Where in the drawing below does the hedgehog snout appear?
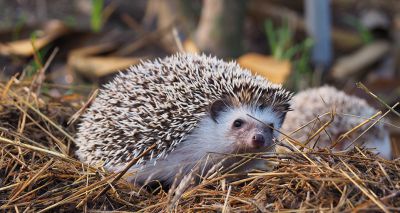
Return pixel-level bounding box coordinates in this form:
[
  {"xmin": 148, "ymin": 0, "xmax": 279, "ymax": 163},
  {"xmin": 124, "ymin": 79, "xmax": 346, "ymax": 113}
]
[
  {"xmin": 251, "ymin": 133, "xmax": 265, "ymax": 148},
  {"xmin": 248, "ymin": 129, "xmax": 274, "ymax": 149},
  {"xmin": 235, "ymin": 128, "xmax": 273, "ymax": 150}
]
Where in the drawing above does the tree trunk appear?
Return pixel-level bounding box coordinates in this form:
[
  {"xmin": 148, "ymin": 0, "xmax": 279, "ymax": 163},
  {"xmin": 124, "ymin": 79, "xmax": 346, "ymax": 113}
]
[
  {"xmin": 143, "ymin": 0, "xmax": 200, "ymax": 53},
  {"xmin": 195, "ymin": 0, "xmax": 246, "ymax": 58}
]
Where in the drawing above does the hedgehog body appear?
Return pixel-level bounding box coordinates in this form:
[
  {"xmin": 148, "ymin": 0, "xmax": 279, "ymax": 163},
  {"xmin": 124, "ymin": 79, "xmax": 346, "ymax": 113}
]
[
  {"xmin": 280, "ymin": 86, "xmax": 391, "ymax": 159},
  {"xmin": 75, "ymin": 54, "xmax": 292, "ymax": 185}
]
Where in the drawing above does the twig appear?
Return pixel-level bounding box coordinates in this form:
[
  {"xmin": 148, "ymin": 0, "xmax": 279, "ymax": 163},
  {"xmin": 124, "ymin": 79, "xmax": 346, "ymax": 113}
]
[
  {"xmin": 357, "ymin": 82, "xmax": 400, "ymax": 118},
  {"xmin": 68, "ymin": 89, "xmax": 99, "ymax": 125},
  {"xmin": 303, "ymin": 110, "xmax": 335, "ymax": 147},
  {"xmin": 0, "ymin": 136, "xmax": 80, "ymax": 165},
  {"xmin": 331, "ymin": 110, "xmax": 381, "ymax": 149},
  {"xmin": 12, "ymin": 103, "xmax": 68, "ymax": 154},
  {"xmin": 33, "ymin": 47, "xmax": 59, "ymax": 95},
  {"xmin": 37, "ymin": 174, "xmax": 117, "ymax": 213},
  {"xmin": 8, "ymin": 159, "xmax": 54, "ymax": 202},
  {"xmin": 1, "ymin": 75, "xmax": 18, "ymax": 100},
  {"xmin": 172, "ymin": 27, "xmax": 185, "ymax": 53},
  {"xmin": 93, "ymin": 143, "xmax": 157, "ymax": 200},
  {"xmin": 340, "ymin": 169, "xmax": 389, "ymax": 213},
  {"xmin": 222, "ymin": 185, "xmax": 232, "ymax": 213},
  {"xmin": 6, "ymin": 89, "xmax": 77, "ymax": 143},
  {"xmin": 344, "ymin": 102, "xmax": 398, "ymax": 150},
  {"xmin": 246, "ymin": 114, "xmax": 309, "ymax": 150}
]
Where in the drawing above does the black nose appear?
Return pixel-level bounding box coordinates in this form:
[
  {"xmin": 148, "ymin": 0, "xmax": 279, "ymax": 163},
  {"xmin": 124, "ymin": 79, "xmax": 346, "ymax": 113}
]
[{"xmin": 252, "ymin": 134, "xmax": 265, "ymax": 148}]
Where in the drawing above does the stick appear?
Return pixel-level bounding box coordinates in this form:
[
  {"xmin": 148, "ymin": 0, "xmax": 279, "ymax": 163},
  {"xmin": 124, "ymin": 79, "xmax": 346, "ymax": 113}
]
[{"xmin": 93, "ymin": 143, "xmax": 157, "ymax": 200}]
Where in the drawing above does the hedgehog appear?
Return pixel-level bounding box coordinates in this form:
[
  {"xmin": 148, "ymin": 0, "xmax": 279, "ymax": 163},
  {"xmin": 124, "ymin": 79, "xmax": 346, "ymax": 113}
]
[
  {"xmin": 75, "ymin": 53, "xmax": 292, "ymax": 185},
  {"xmin": 279, "ymin": 86, "xmax": 391, "ymax": 159}
]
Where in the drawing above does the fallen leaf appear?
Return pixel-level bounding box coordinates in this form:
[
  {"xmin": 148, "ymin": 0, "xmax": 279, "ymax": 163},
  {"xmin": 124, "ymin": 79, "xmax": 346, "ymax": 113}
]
[
  {"xmin": 68, "ymin": 43, "xmax": 143, "ymax": 78},
  {"xmin": 238, "ymin": 53, "xmax": 291, "ymax": 84},
  {"xmin": 183, "ymin": 38, "xmax": 199, "ymax": 54},
  {"xmin": 0, "ymin": 20, "xmax": 69, "ymax": 56},
  {"xmin": 331, "ymin": 40, "xmax": 390, "ymax": 80},
  {"xmin": 69, "ymin": 56, "xmax": 142, "ymax": 78}
]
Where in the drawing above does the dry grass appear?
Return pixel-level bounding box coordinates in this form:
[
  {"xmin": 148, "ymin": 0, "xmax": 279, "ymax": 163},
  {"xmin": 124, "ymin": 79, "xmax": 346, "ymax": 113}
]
[{"xmin": 0, "ymin": 74, "xmax": 399, "ymax": 212}]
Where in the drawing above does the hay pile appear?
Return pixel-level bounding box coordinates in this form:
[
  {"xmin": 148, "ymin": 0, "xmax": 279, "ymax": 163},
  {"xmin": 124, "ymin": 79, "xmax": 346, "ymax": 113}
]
[{"xmin": 0, "ymin": 77, "xmax": 399, "ymax": 212}]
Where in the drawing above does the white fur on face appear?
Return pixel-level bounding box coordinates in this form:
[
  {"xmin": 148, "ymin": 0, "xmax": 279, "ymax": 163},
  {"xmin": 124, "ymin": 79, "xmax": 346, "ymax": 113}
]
[
  {"xmin": 119, "ymin": 106, "xmax": 284, "ymax": 185},
  {"xmin": 216, "ymin": 105, "xmax": 283, "ymax": 138},
  {"xmin": 183, "ymin": 105, "xmax": 283, "ymax": 156}
]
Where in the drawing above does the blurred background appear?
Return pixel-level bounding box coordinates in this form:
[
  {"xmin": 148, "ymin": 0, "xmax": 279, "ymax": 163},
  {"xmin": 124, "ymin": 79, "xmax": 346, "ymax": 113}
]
[{"xmin": 0, "ymin": 0, "xmax": 399, "ymax": 154}]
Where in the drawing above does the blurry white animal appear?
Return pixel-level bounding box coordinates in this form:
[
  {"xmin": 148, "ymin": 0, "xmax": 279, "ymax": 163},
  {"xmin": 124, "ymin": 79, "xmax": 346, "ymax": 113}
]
[{"xmin": 280, "ymin": 86, "xmax": 391, "ymax": 159}]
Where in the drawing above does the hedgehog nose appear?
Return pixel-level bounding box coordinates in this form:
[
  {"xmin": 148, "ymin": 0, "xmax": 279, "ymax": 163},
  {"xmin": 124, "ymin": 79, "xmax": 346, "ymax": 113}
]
[{"xmin": 252, "ymin": 134, "xmax": 265, "ymax": 148}]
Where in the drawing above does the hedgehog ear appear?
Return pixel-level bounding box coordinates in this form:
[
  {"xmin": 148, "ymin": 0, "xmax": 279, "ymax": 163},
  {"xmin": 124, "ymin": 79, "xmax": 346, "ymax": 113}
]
[
  {"xmin": 209, "ymin": 99, "xmax": 229, "ymax": 123},
  {"xmin": 275, "ymin": 105, "xmax": 291, "ymax": 123},
  {"xmin": 280, "ymin": 112, "xmax": 288, "ymax": 123}
]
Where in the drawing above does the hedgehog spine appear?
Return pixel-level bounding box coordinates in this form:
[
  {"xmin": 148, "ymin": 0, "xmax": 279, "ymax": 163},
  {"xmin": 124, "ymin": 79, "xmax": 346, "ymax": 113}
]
[{"xmin": 75, "ymin": 53, "xmax": 292, "ymax": 184}]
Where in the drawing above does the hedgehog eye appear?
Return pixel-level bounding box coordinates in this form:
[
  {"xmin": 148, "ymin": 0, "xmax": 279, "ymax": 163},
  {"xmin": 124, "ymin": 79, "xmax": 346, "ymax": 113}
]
[{"xmin": 233, "ymin": 119, "xmax": 244, "ymax": 128}]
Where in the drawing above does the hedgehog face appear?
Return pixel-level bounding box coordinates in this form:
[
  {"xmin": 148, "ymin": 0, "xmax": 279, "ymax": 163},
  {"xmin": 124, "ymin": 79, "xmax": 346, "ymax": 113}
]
[
  {"xmin": 227, "ymin": 117, "xmax": 273, "ymax": 150},
  {"xmin": 209, "ymin": 99, "xmax": 283, "ymax": 153},
  {"xmin": 75, "ymin": 54, "xmax": 293, "ymax": 182}
]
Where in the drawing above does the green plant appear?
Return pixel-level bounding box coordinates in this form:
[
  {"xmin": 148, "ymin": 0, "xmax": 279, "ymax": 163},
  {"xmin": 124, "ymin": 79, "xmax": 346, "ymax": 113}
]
[
  {"xmin": 344, "ymin": 16, "xmax": 374, "ymax": 44},
  {"xmin": 264, "ymin": 20, "xmax": 313, "ymax": 61},
  {"xmin": 12, "ymin": 15, "xmax": 27, "ymax": 41},
  {"xmin": 64, "ymin": 16, "xmax": 77, "ymax": 28},
  {"xmin": 293, "ymin": 38, "xmax": 313, "ymax": 75},
  {"xmin": 265, "ymin": 20, "xmax": 291, "ymax": 60},
  {"xmin": 264, "ymin": 20, "xmax": 314, "ymax": 91},
  {"xmin": 91, "ymin": 0, "xmax": 104, "ymax": 32},
  {"xmin": 291, "ymin": 38, "xmax": 314, "ymax": 91},
  {"xmin": 25, "ymin": 32, "xmax": 50, "ymax": 77}
]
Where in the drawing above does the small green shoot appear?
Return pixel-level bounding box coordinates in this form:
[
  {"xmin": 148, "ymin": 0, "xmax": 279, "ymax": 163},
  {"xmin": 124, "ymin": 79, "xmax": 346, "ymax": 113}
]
[
  {"xmin": 91, "ymin": 0, "xmax": 104, "ymax": 32},
  {"xmin": 264, "ymin": 19, "xmax": 314, "ymax": 91},
  {"xmin": 265, "ymin": 20, "xmax": 293, "ymax": 60},
  {"xmin": 25, "ymin": 32, "xmax": 50, "ymax": 77},
  {"xmin": 265, "ymin": 20, "xmax": 313, "ymax": 61},
  {"xmin": 12, "ymin": 15, "xmax": 27, "ymax": 41},
  {"xmin": 291, "ymin": 38, "xmax": 314, "ymax": 91},
  {"xmin": 344, "ymin": 16, "xmax": 374, "ymax": 44},
  {"xmin": 64, "ymin": 16, "xmax": 77, "ymax": 28}
]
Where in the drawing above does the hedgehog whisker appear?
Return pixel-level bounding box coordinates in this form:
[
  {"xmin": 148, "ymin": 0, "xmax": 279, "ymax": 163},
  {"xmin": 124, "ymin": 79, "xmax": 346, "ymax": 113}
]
[{"xmin": 245, "ymin": 113, "xmax": 310, "ymax": 150}]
